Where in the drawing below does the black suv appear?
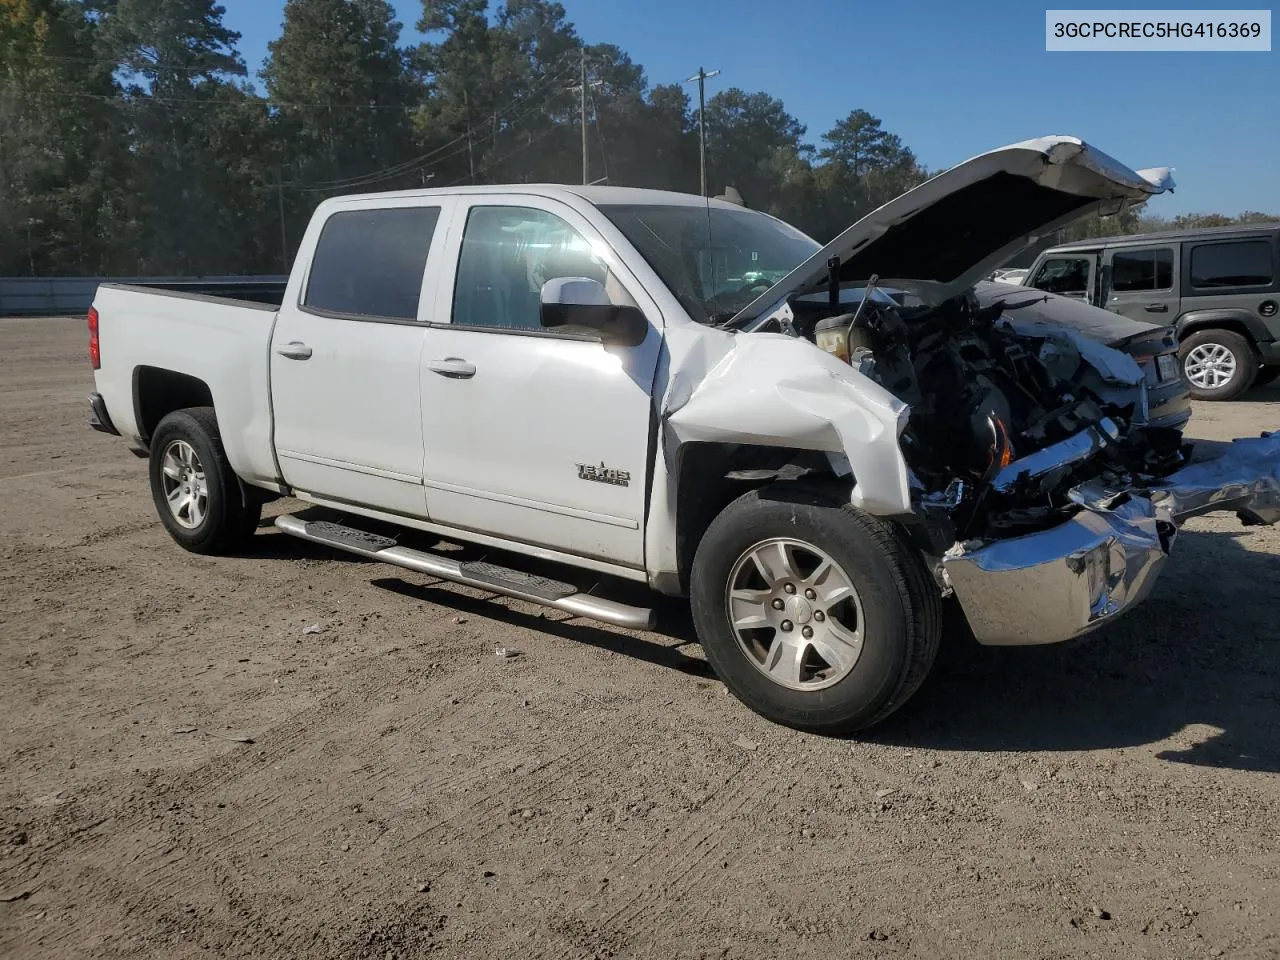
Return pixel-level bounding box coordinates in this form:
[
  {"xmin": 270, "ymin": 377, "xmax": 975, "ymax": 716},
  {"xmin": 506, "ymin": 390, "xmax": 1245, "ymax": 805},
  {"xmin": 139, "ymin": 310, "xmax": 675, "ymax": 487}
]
[{"xmin": 1022, "ymin": 223, "xmax": 1280, "ymax": 400}]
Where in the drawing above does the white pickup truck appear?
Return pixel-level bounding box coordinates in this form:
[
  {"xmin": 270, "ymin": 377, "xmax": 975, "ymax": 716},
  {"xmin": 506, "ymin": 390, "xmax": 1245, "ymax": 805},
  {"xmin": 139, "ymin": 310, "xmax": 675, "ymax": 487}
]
[{"xmin": 88, "ymin": 136, "xmax": 1280, "ymax": 733}]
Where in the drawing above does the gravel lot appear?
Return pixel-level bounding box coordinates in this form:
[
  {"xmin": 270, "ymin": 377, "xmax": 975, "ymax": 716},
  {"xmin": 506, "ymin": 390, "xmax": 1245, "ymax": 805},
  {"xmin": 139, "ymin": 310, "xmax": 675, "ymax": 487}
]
[{"xmin": 3, "ymin": 315, "xmax": 1280, "ymax": 959}]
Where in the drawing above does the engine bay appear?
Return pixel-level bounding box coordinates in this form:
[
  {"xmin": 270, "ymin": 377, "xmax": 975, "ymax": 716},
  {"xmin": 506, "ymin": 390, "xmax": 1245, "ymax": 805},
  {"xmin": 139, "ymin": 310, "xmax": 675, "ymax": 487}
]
[{"xmin": 774, "ymin": 282, "xmax": 1189, "ymax": 543}]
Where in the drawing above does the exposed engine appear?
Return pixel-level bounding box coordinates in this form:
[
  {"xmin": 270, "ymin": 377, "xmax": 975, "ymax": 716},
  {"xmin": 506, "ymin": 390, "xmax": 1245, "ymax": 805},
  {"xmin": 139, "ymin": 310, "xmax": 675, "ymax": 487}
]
[{"xmin": 784, "ymin": 281, "xmax": 1187, "ymax": 541}]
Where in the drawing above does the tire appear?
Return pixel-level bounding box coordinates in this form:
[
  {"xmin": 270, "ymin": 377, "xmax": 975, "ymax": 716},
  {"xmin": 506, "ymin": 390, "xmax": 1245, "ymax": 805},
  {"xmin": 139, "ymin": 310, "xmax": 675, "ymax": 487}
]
[
  {"xmin": 1254, "ymin": 365, "xmax": 1280, "ymax": 387},
  {"xmin": 148, "ymin": 407, "xmax": 261, "ymax": 555},
  {"xmin": 1179, "ymin": 329, "xmax": 1257, "ymax": 401},
  {"xmin": 690, "ymin": 485, "xmax": 943, "ymax": 734}
]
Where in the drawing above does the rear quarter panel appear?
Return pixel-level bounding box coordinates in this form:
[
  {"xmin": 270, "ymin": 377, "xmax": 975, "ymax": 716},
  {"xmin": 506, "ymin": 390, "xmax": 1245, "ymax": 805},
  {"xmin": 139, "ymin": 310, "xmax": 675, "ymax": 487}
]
[{"xmin": 91, "ymin": 284, "xmax": 281, "ymax": 487}]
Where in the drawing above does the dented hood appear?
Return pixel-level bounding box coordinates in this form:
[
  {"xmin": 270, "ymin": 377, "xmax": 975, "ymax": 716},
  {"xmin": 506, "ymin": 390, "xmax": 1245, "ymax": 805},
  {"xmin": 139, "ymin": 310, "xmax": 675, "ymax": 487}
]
[{"xmin": 731, "ymin": 136, "xmax": 1174, "ymax": 322}]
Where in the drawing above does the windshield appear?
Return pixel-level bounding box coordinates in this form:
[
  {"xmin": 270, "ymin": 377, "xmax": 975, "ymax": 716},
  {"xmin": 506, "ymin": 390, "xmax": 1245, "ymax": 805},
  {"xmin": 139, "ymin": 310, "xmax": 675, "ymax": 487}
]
[{"xmin": 598, "ymin": 203, "xmax": 820, "ymax": 324}]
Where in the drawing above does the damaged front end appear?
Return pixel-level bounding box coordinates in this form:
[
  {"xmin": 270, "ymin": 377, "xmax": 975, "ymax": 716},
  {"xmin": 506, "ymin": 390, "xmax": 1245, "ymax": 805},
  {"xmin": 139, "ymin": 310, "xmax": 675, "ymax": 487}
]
[
  {"xmin": 942, "ymin": 433, "xmax": 1280, "ymax": 645},
  {"xmin": 737, "ymin": 279, "xmax": 1278, "ymax": 648},
  {"xmin": 699, "ymin": 135, "xmax": 1277, "ymax": 647},
  {"xmin": 800, "ymin": 284, "xmax": 1280, "ymax": 647}
]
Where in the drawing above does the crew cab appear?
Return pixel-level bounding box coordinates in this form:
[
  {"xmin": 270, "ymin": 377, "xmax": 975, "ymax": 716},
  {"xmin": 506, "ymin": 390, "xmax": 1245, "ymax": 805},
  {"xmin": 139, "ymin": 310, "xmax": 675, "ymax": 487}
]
[{"xmin": 87, "ymin": 136, "xmax": 1280, "ymax": 734}]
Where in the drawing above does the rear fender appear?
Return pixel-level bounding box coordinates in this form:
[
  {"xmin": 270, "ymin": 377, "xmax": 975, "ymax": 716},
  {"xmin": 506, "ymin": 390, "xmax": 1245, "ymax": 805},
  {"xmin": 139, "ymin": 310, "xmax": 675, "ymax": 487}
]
[{"xmin": 1176, "ymin": 308, "xmax": 1272, "ymax": 347}]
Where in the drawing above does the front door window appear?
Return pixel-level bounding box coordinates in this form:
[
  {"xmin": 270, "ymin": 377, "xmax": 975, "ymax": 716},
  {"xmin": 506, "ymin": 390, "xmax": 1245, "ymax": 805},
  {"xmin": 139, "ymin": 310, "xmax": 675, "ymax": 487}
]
[
  {"xmin": 1030, "ymin": 256, "xmax": 1093, "ymax": 298},
  {"xmin": 452, "ymin": 205, "xmax": 616, "ymax": 332}
]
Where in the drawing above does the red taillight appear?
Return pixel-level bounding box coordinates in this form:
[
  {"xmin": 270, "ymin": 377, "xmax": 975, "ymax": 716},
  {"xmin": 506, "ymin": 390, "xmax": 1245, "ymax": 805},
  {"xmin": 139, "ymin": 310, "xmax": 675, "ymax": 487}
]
[{"xmin": 88, "ymin": 307, "xmax": 100, "ymax": 369}]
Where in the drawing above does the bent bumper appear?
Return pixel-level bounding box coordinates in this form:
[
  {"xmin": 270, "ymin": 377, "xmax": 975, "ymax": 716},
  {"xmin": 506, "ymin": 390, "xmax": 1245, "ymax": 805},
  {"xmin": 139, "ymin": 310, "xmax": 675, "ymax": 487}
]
[
  {"xmin": 1149, "ymin": 435, "xmax": 1280, "ymax": 526},
  {"xmin": 944, "ymin": 432, "xmax": 1280, "ymax": 646}
]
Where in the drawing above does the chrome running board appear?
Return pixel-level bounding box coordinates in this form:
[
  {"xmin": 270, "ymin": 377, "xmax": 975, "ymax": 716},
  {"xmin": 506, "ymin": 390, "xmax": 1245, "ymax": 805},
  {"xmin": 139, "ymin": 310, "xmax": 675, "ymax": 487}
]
[{"xmin": 274, "ymin": 514, "xmax": 654, "ymax": 630}]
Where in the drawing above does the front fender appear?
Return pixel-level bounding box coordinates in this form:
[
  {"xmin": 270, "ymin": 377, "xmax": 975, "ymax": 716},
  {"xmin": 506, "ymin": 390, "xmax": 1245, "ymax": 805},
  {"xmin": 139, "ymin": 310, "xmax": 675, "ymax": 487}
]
[{"xmin": 663, "ymin": 333, "xmax": 914, "ymax": 515}]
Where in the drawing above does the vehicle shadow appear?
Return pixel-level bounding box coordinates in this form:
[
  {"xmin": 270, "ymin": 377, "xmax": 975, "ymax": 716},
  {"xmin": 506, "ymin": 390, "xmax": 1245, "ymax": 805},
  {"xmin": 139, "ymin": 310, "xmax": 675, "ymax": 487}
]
[
  {"xmin": 371, "ymin": 577, "xmax": 712, "ymax": 678},
  {"xmin": 1245, "ymin": 383, "xmax": 1280, "ymax": 402},
  {"xmin": 868, "ymin": 528, "xmax": 1280, "ymax": 772},
  {"xmin": 247, "ymin": 509, "xmax": 1278, "ymax": 771},
  {"xmin": 246, "ymin": 505, "xmax": 711, "ymax": 676}
]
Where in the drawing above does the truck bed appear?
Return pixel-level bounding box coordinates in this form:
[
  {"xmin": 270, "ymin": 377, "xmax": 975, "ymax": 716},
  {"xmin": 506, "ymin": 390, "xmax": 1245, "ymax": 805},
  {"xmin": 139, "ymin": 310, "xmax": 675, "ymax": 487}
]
[{"xmin": 91, "ymin": 283, "xmax": 283, "ymax": 489}]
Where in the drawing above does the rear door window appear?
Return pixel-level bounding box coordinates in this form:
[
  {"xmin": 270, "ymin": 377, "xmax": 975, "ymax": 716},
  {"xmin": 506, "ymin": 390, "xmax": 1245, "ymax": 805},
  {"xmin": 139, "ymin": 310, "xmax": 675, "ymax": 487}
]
[
  {"xmin": 305, "ymin": 207, "xmax": 441, "ymax": 320},
  {"xmin": 1189, "ymin": 240, "xmax": 1274, "ymax": 289},
  {"xmin": 1111, "ymin": 247, "xmax": 1174, "ymax": 291}
]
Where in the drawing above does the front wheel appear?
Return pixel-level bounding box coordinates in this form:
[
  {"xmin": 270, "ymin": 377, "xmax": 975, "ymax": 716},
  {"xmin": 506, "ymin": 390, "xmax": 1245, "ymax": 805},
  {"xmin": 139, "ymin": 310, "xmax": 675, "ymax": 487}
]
[
  {"xmin": 690, "ymin": 486, "xmax": 942, "ymax": 734},
  {"xmin": 148, "ymin": 407, "xmax": 261, "ymax": 555}
]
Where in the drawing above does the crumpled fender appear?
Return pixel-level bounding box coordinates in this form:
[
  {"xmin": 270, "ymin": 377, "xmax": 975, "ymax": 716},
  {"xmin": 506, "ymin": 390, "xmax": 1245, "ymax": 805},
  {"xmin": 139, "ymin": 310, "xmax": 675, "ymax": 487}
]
[{"xmin": 663, "ymin": 333, "xmax": 914, "ymax": 515}]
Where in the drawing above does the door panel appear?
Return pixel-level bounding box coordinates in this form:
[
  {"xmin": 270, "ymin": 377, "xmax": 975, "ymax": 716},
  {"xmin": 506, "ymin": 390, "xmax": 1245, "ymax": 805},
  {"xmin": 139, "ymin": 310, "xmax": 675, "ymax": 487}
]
[
  {"xmin": 1104, "ymin": 245, "xmax": 1179, "ymax": 322},
  {"xmin": 420, "ymin": 199, "xmax": 661, "ymax": 568},
  {"xmin": 270, "ymin": 201, "xmax": 449, "ymax": 517},
  {"xmin": 271, "ymin": 314, "xmax": 429, "ymax": 515}
]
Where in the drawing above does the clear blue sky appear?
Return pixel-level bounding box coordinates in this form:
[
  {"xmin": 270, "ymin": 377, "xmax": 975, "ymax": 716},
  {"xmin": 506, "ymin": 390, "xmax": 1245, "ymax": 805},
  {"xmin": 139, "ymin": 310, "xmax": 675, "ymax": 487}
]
[{"xmin": 221, "ymin": 0, "xmax": 1279, "ymax": 217}]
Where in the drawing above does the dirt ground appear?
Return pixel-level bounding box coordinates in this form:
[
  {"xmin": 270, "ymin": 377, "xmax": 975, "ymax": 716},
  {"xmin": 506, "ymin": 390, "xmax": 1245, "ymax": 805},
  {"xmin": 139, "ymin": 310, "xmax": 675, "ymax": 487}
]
[{"xmin": 2, "ymin": 315, "xmax": 1280, "ymax": 960}]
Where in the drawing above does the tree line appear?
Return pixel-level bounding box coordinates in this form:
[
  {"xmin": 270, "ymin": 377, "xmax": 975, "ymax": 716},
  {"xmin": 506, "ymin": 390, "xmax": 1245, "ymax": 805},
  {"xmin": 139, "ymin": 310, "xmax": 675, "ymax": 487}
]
[{"xmin": 2, "ymin": 0, "xmax": 1273, "ymax": 278}]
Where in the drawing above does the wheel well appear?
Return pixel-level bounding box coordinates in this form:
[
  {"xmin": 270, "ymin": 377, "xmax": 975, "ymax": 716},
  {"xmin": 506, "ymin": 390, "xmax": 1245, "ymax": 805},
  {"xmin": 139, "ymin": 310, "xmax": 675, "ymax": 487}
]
[
  {"xmin": 673, "ymin": 442, "xmax": 844, "ymax": 594},
  {"xmin": 133, "ymin": 367, "xmax": 214, "ymax": 443},
  {"xmin": 1178, "ymin": 318, "xmax": 1258, "ymax": 350}
]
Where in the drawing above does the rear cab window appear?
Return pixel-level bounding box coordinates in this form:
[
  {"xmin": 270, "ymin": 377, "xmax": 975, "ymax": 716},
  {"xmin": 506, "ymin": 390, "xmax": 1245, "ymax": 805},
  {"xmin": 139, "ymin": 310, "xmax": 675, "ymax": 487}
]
[{"xmin": 304, "ymin": 206, "xmax": 441, "ymax": 321}]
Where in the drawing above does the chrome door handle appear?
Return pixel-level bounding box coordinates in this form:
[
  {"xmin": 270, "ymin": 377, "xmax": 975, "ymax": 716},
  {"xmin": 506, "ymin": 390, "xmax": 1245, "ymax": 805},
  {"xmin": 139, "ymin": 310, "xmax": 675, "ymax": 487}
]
[
  {"xmin": 427, "ymin": 358, "xmax": 476, "ymax": 379},
  {"xmin": 277, "ymin": 341, "xmax": 313, "ymax": 360},
  {"xmin": 1144, "ymin": 303, "xmax": 1168, "ymax": 313}
]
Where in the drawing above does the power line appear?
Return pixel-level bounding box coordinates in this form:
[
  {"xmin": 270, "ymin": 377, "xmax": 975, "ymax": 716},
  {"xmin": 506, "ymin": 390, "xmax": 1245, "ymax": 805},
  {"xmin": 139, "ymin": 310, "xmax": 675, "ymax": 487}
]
[
  {"xmin": 294, "ymin": 63, "xmax": 578, "ymax": 192},
  {"xmin": 17, "ymin": 65, "xmax": 572, "ymax": 114},
  {"xmin": 444, "ymin": 124, "xmax": 560, "ymax": 188},
  {"xmin": 2, "ymin": 87, "xmax": 427, "ymax": 111},
  {"xmin": 296, "ymin": 142, "xmax": 463, "ymax": 191},
  {"xmin": 293, "ymin": 142, "xmax": 471, "ymax": 193},
  {"xmin": 30, "ymin": 52, "xmax": 247, "ymax": 74}
]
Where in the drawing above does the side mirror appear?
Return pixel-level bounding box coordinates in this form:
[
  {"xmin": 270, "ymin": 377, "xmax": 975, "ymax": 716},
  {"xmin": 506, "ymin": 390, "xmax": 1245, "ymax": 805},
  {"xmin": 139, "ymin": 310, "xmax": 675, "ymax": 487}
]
[{"xmin": 539, "ymin": 277, "xmax": 648, "ymax": 347}]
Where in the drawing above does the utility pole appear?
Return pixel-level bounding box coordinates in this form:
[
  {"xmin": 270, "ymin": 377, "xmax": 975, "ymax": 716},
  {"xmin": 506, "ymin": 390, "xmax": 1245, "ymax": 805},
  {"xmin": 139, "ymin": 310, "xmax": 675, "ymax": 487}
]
[
  {"xmin": 275, "ymin": 166, "xmax": 288, "ymax": 272},
  {"xmin": 570, "ymin": 50, "xmax": 603, "ymax": 185},
  {"xmin": 581, "ymin": 49, "xmax": 589, "ymax": 185},
  {"xmin": 462, "ymin": 88, "xmax": 475, "ymax": 184},
  {"xmin": 684, "ymin": 66, "xmax": 720, "ymax": 196}
]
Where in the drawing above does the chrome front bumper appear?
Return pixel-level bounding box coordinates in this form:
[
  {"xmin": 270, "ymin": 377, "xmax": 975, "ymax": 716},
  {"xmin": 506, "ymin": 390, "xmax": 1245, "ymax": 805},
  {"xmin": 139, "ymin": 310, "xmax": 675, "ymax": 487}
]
[{"xmin": 943, "ymin": 433, "xmax": 1280, "ymax": 646}]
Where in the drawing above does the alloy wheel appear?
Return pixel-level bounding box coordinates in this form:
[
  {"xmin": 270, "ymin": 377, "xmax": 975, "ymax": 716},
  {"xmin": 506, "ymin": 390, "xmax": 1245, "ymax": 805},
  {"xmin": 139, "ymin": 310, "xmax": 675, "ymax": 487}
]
[
  {"xmin": 725, "ymin": 538, "xmax": 866, "ymax": 691},
  {"xmin": 1184, "ymin": 342, "xmax": 1238, "ymax": 390},
  {"xmin": 160, "ymin": 439, "xmax": 209, "ymax": 529}
]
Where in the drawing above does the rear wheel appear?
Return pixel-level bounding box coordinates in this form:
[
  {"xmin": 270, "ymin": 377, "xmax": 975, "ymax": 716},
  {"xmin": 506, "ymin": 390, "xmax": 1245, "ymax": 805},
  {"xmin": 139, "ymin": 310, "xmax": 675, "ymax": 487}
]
[
  {"xmin": 690, "ymin": 485, "xmax": 942, "ymax": 734},
  {"xmin": 1179, "ymin": 329, "xmax": 1256, "ymax": 401},
  {"xmin": 148, "ymin": 407, "xmax": 261, "ymax": 555}
]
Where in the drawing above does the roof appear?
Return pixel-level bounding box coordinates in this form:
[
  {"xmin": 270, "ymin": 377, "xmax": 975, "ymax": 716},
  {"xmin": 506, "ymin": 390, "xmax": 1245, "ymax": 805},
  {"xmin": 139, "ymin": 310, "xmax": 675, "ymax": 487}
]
[
  {"xmin": 327, "ymin": 182, "xmax": 745, "ymax": 211},
  {"xmin": 1044, "ymin": 220, "xmax": 1280, "ymax": 252}
]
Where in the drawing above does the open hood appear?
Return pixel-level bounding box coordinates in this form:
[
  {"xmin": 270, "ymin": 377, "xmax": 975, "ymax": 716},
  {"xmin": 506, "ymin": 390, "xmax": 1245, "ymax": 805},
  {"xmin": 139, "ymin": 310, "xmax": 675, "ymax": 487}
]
[{"xmin": 730, "ymin": 136, "xmax": 1174, "ymax": 324}]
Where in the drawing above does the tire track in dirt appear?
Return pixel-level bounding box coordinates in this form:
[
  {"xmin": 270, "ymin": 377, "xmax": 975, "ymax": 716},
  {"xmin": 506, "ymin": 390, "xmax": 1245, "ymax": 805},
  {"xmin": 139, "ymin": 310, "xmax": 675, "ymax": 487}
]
[
  {"xmin": 10, "ymin": 633, "xmax": 638, "ymax": 956},
  {"xmin": 513, "ymin": 759, "xmax": 760, "ymax": 959}
]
